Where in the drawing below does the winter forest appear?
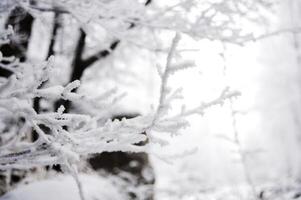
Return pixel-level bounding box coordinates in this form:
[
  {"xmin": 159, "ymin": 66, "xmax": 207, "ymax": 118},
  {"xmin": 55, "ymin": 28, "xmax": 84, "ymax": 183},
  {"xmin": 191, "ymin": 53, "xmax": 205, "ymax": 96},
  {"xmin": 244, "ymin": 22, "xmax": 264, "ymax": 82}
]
[{"xmin": 0, "ymin": 0, "xmax": 301, "ymax": 199}]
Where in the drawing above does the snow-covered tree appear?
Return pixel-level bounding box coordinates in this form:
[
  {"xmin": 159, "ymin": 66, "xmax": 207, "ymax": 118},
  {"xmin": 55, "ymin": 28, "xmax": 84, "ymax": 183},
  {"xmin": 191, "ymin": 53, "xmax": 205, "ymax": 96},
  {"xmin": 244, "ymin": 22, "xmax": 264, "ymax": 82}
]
[{"xmin": 0, "ymin": 0, "xmax": 272, "ymax": 199}]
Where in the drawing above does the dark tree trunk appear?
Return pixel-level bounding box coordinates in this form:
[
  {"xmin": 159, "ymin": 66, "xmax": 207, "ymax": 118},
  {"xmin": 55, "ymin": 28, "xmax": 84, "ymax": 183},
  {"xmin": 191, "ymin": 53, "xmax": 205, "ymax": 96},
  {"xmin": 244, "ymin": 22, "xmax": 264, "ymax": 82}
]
[
  {"xmin": 0, "ymin": 7, "xmax": 34, "ymax": 77},
  {"xmin": 88, "ymin": 114, "xmax": 155, "ymax": 200}
]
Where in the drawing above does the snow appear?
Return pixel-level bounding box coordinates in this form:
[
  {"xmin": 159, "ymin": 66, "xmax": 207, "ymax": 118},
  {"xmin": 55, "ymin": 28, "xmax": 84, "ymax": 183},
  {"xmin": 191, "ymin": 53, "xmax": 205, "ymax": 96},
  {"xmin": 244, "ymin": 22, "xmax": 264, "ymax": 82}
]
[{"xmin": 0, "ymin": 174, "xmax": 125, "ymax": 200}]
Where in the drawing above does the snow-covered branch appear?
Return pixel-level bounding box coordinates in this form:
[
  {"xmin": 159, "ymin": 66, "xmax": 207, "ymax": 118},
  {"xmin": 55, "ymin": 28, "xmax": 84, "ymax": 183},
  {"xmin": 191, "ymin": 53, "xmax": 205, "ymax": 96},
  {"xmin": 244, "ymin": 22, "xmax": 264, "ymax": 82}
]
[
  {"xmin": 144, "ymin": 34, "xmax": 241, "ymax": 145},
  {"xmin": 14, "ymin": 0, "xmax": 273, "ymax": 46},
  {"xmin": 0, "ymin": 30, "xmax": 241, "ymax": 170}
]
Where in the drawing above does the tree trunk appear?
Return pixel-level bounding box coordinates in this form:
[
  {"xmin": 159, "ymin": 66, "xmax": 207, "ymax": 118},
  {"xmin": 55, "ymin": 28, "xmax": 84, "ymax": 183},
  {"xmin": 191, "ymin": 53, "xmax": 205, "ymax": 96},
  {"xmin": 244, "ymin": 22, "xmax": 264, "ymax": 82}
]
[{"xmin": 88, "ymin": 114, "xmax": 155, "ymax": 200}]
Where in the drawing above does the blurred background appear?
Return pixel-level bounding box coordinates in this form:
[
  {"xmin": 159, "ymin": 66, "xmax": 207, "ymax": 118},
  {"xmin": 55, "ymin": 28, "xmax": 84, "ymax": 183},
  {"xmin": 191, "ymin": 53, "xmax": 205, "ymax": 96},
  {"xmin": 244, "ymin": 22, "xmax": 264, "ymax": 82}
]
[{"xmin": 149, "ymin": 1, "xmax": 301, "ymax": 199}]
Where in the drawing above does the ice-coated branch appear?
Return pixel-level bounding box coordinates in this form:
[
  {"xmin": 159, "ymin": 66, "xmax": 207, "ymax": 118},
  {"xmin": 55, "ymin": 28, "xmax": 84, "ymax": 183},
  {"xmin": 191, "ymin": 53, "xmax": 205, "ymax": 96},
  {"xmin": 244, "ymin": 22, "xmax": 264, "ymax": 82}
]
[
  {"xmin": 150, "ymin": 87, "xmax": 240, "ymax": 140},
  {"xmin": 144, "ymin": 33, "xmax": 192, "ymax": 144},
  {"xmin": 175, "ymin": 87, "xmax": 241, "ymax": 118},
  {"xmin": 18, "ymin": 0, "xmax": 273, "ymax": 45},
  {"xmin": 145, "ymin": 33, "xmax": 240, "ymax": 145},
  {"xmin": 0, "ymin": 53, "xmax": 149, "ymax": 170},
  {"xmin": 156, "ymin": 33, "xmax": 182, "ymax": 118}
]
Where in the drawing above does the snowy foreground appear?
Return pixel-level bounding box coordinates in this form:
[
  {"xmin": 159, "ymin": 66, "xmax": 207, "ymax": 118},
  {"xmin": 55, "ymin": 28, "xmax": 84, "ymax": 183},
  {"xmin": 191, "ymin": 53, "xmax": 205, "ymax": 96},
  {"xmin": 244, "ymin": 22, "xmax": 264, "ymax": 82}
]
[
  {"xmin": 0, "ymin": 174, "xmax": 125, "ymax": 200},
  {"xmin": 1, "ymin": 173, "xmax": 301, "ymax": 200},
  {"xmin": 156, "ymin": 181, "xmax": 301, "ymax": 200}
]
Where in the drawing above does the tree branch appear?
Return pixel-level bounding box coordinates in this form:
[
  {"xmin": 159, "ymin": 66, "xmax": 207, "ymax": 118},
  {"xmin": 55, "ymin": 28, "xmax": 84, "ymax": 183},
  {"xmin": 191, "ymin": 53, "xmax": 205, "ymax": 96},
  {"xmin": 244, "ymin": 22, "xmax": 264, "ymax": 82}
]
[
  {"xmin": 29, "ymin": 5, "xmax": 69, "ymax": 14},
  {"xmin": 56, "ymin": 0, "xmax": 153, "ymax": 112},
  {"xmin": 78, "ymin": 0, "xmax": 153, "ymax": 69},
  {"xmin": 47, "ymin": 12, "xmax": 61, "ymax": 58},
  {"xmin": 81, "ymin": 40, "xmax": 120, "ymax": 68},
  {"xmin": 145, "ymin": 0, "xmax": 152, "ymax": 6},
  {"xmin": 69, "ymin": 29, "xmax": 86, "ymax": 81}
]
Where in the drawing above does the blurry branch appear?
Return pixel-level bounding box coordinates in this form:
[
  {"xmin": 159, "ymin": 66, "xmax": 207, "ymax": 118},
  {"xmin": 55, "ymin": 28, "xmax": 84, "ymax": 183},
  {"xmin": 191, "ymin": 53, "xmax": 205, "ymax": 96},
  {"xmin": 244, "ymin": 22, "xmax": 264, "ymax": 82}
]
[
  {"xmin": 173, "ymin": 87, "xmax": 240, "ymax": 119},
  {"xmin": 47, "ymin": 12, "xmax": 62, "ymax": 58},
  {"xmin": 81, "ymin": 40, "xmax": 120, "ymax": 70},
  {"xmin": 70, "ymin": 29, "xmax": 118, "ymax": 82},
  {"xmin": 145, "ymin": 0, "xmax": 152, "ymax": 6},
  {"xmin": 285, "ymin": 0, "xmax": 301, "ymax": 180},
  {"xmin": 29, "ymin": 0, "xmax": 152, "ymax": 13},
  {"xmin": 70, "ymin": 29, "xmax": 87, "ymax": 82},
  {"xmin": 22, "ymin": 0, "xmax": 280, "ymax": 47},
  {"xmin": 151, "ymin": 147, "xmax": 198, "ymax": 165},
  {"xmin": 66, "ymin": 164, "xmax": 86, "ymax": 200},
  {"xmin": 229, "ymin": 99, "xmax": 259, "ymax": 200},
  {"xmin": 26, "ymin": 0, "xmax": 269, "ymax": 46},
  {"xmin": 219, "ymin": 44, "xmax": 259, "ymax": 200},
  {"xmin": 29, "ymin": 5, "xmax": 69, "ymax": 14},
  {"xmin": 244, "ymin": 27, "xmax": 301, "ymax": 43}
]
